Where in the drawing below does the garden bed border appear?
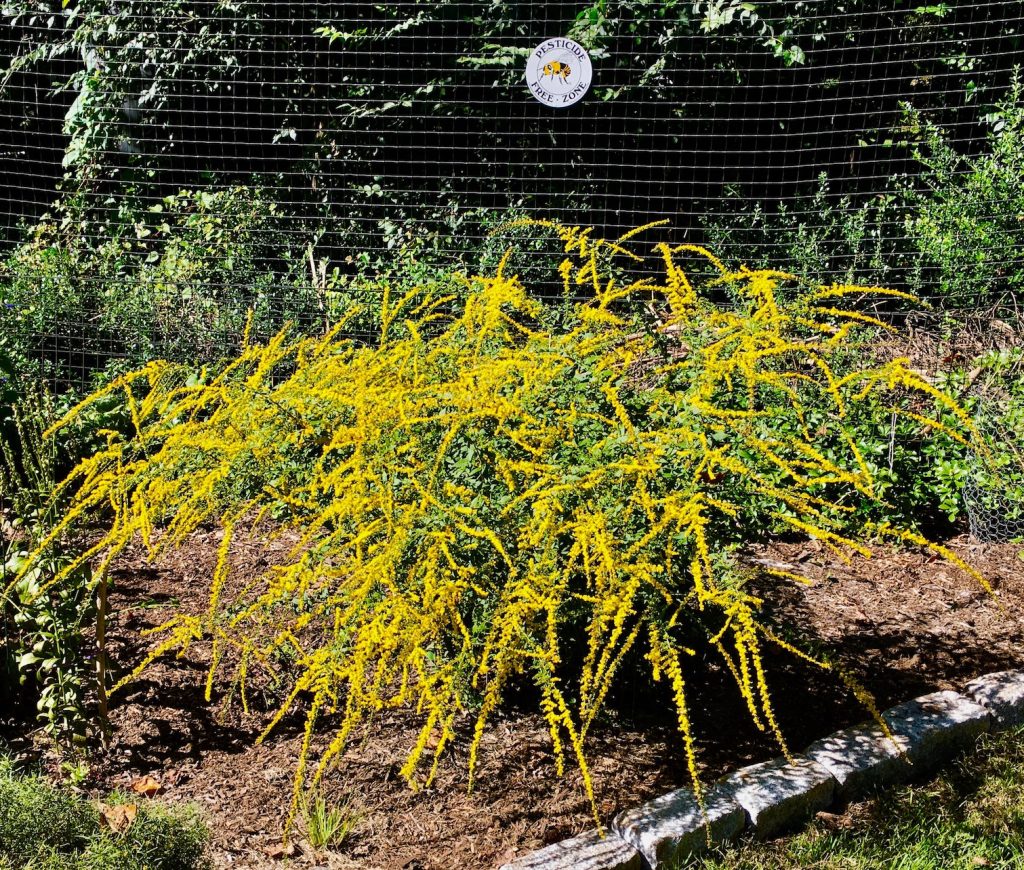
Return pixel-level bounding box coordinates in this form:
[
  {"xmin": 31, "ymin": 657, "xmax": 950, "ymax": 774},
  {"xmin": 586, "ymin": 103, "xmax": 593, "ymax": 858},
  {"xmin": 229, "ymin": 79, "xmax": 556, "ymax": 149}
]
[{"xmin": 499, "ymin": 669, "xmax": 1024, "ymax": 870}]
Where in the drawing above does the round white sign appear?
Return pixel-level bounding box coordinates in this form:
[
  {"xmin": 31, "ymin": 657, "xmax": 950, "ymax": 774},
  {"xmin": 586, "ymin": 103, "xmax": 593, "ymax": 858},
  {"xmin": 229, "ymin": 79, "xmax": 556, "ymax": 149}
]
[{"xmin": 524, "ymin": 37, "xmax": 592, "ymax": 108}]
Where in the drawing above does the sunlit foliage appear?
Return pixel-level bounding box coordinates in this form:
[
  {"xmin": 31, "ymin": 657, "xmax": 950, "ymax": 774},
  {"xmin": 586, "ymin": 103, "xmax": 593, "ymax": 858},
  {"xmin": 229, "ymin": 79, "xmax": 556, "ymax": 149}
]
[{"xmin": 9, "ymin": 222, "xmax": 985, "ymax": 829}]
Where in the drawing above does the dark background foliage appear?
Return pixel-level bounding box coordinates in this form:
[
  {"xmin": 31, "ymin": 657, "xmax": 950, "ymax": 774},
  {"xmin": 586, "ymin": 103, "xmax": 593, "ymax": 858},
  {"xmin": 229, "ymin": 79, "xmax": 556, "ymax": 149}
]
[
  {"xmin": 2, "ymin": 1, "xmax": 1020, "ymax": 255},
  {"xmin": 0, "ymin": 1, "xmax": 1022, "ymax": 388}
]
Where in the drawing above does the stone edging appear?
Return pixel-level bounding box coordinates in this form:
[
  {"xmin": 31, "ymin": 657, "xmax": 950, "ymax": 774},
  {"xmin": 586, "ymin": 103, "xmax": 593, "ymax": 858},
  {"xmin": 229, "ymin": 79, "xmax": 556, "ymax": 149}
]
[{"xmin": 499, "ymin": 669, "xmax": 1024, "ymax": 870}]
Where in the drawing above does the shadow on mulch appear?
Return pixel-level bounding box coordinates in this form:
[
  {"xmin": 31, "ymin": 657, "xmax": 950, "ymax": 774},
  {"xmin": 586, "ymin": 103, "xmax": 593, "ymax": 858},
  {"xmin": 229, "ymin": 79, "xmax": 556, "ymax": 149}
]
[{"xmin": 11, "ymin": 531, "xmax": 1021, "ymax": 870}]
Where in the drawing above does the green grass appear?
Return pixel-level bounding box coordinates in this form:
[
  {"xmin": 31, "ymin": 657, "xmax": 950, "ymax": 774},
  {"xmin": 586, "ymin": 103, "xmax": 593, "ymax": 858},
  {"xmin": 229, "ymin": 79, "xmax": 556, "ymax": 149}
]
[
  {"xmin": 0, "ymin": 757, "xmax": 209, "ymax": 870},
  {"xmin": 692, "ymin": 727, "xmax": 1024, "ymax": 870},
  {"xmin": 299, "ymin": 790, "xmax": 360, "ymax": 852}
]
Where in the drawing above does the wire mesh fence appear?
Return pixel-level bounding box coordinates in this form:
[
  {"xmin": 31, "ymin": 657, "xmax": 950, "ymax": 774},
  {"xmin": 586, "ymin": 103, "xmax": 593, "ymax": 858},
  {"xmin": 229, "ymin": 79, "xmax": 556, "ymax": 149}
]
[
  {"xmin": 1, "ymin": 1, "xmax": 1023, "ymax": 388},
  {"xmin": 965, "ymin": 354, "xmax": 1024, "ymax": 543}
]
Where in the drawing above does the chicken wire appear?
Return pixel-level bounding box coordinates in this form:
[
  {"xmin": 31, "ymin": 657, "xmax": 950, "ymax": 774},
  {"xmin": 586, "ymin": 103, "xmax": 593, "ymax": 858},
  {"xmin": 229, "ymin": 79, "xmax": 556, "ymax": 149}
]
[
  {"xmin": 964, "ymin": 362, "xmax": 1024, "ymax": 543},
  {"xmin": 0, "ymin": 1, "xmax": 1022, "ymax": 387}
]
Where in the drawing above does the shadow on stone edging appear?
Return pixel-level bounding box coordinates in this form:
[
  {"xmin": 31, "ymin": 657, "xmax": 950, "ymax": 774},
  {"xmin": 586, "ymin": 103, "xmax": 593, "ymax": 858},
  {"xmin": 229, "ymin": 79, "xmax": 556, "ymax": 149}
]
[{"xmin": 498, "ymin": 669, "xmax": 1024, "ymax": 870}]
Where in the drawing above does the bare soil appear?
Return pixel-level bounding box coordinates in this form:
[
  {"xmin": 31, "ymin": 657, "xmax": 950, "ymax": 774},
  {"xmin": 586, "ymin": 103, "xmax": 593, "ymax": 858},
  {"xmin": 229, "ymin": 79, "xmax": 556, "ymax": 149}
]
[{"xmin": 25, "ymin": 530, "xmax": 1024, "ymax": 869}]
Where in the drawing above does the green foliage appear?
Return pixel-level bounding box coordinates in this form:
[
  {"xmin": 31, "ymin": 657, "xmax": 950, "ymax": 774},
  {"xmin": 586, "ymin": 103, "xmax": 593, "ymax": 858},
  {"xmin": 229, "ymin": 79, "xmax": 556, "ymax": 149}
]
[
  {"xmin": 0, "ymin": 194, "xmax": 594, "ymax": 385},
  {"xmin": 0, "ymin": 387, "xmax": 95, "ymax": 746},
  {"xmin": 118, "ymin": 186, "xmax": 322, "ymax": 359},
  {"xmin": 905, "ymin": 78, "xmax": 1024, "ymax": 307},
  {"xmin": 0, "ymin": 757, "xmax": 209, "ymax": 870},
  {"xmin": 0, "ymin": 757, "xmax": 94, "ymax": 863},
  {"xmin": 703, "ymin": 81, "xmax": 1024, "ymax": 309},
  {"xmin": 963, "ymin": 348, "xmax": 1024, "ymax": 537},
  {"xmin": 4, "ymin": 0, "xmax": 797, "ymax": 178},
  {"xmin": 4, "ymin": 550, "xmax": 95, "ymax": 747},
  {"xmin": 702, "ymin": 178, "xmax": 906, "ymax": 293},
  {"xmin": 695, "ymin": 727, "xmax": 1024, "ymax": 869},
  {"xmin": 322, "ymin": 208, "xmax": 587, "ymax": 338},
  {"xmin": 0, "ymin": 170, "xmax": 593, "ymax": 385},
  {"xmin": 730, "ymin": 371, "xmax": 972, "ymax": 533},
  {"xmin": 2, "ymin": 1, "xmax": 1017, "ymax": 403},
  {"xmin": 701, "ymin": 82, "xmax": 1024, "ymax": 525},
  {"xmin": 5, "ymin": 0, "xmax": 1013, "ymax": 271},
  {"xmin": 18, "ymin": 223, "xmax": 986, "ymax": 829},
  {"xmin": 299, "ymin": 791, "xmax": 359, "ymax": 852},
  {"xmin": 0, "ymin": 186, "xmax": 321, "ymax": 382}
]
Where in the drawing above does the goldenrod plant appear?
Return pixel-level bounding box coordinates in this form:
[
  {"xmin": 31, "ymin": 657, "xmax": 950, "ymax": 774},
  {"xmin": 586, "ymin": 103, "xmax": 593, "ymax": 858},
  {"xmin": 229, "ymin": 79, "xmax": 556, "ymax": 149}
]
[{"xmin": 6, "ymin": 221, "xmax": 987, "ymax": 831}]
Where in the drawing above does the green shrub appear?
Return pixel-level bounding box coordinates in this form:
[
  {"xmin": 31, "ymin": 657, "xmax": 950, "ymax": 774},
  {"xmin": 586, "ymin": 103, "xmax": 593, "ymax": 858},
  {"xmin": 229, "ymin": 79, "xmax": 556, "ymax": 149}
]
[
  {"xmin": 0, "ymin": 757, "xmax": 94, "ymax": 863},
  {"xmin": 0, "ymin": 758, "xmax": 208, "ymax": 870},
  {"xmin": 702, "ymin": 177, "xmax": 906, "ymax": 293},
  {"xmin": 98, "ymin": 796, "xmax": 208, "ymax": 870},
  {"xmin": 0, "ymin": 187, "xmax": 321, "ymax": 384},
  {"xmin": 703, "ymin": 81, "xmax": 1024, "ymax": 310},
  {"xmin": 727, "ymin": 373, "xmax": 972, "ymax": 534},
  {"xmin": 1, "ymin": 387, "xmax": 96, "ymax": 746},
  {"xmin": 15, "ymin": 222, "xmax": 987, "ymax": 830},
  {"xmin": 906, "ymin": 80, "xmax": 1024, "ymax": 307},
  {"xmin": 962, "ymin": 348, "xmax": 1024, "ymax": 539},
  {"xmin": 0, "ymin": 190, "xmax": 582, "ymax": 388},
  {"xmin": 322, "ymin": 208, "xmax": 612, "ymax": 340}
]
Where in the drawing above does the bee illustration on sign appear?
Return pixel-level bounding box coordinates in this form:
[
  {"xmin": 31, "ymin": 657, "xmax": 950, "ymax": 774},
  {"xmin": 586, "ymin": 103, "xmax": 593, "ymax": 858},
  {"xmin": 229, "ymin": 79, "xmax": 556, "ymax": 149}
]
[
  {"xmin": 542, "ymin": 60, "xmax": 572, "ymax": 82},
  {"xmin": 525, "ymin": 38, "xmax": 592, "ymax": 108}
]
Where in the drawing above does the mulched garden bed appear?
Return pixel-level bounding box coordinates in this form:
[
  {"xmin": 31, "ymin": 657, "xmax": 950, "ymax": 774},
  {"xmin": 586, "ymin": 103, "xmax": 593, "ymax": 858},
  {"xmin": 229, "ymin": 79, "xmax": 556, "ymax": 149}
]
[{"xmin": 19, "ymin": 529, "xmax": 1024, "ymax": 870}]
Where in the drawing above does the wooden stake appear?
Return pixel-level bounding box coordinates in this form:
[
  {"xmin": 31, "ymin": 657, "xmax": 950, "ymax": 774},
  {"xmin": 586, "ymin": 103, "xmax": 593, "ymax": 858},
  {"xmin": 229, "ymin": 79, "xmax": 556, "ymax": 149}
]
[{"xmin": 95, "ymin": 568, "xmax": 110, "ymax": 750}]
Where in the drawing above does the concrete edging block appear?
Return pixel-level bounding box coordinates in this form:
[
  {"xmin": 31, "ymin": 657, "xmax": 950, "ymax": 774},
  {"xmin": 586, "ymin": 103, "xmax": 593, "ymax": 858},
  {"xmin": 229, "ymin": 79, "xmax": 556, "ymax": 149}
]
[
  {"xmin": 612, "ymin": 783, "xmax": 746, "ymax": 868},
  {"xmin": 501, "ymin": 672, "xmax": 1012, "ymax": 870},
  {"xmin": 804, "ymin": 721, "xmax": 912, "ymax": 802},
  {"xmin": 720, "ymin": 755, "xmax": 836, "ymax": 839},
  {"xmin": 498, "ymin": 829, "xmax": 643, "ymax": 870},
  {"xmin": 964, "ymin": 670, "xmax": 1024, "ymax": 729},
  {"xmin": 881, "ymin": 690, "xmax": 991, "ymax": 775}
]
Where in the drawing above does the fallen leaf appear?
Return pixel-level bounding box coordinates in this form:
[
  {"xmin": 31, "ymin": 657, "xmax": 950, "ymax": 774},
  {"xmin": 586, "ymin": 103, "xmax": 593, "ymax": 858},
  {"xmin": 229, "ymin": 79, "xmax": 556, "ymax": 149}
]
[
  {"xmin": 815, "ymin": 810, "xmax": 854, "ymax": 830},
  {"xmin": 99, "ymin": 802, "xmax": 138, "ymax": 834},
  {"xmin": 263, "ymin": 842, "xmax": 297, "ymax": 859},
  {"xmin": 130, "ymin": 774, "xmax": 163, "ymax": 796}
]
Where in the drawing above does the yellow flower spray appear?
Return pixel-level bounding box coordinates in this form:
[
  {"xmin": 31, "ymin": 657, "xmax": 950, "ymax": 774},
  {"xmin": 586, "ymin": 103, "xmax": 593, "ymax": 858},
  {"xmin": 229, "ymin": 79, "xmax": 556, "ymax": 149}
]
[{"xmin": 11, "ymin": 221, "xmax": 988, "ymax": 835}]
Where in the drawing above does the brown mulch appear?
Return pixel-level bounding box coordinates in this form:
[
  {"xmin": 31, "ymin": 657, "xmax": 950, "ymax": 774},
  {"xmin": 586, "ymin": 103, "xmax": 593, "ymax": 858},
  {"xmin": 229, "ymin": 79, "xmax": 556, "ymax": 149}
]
[{"xmin": 26, "ymin": 531, "xmax": 1024, "ymax": 869}]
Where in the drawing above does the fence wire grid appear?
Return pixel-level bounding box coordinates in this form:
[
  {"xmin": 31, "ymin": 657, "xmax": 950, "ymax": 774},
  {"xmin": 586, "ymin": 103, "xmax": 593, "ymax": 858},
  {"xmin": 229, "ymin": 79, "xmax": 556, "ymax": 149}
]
[
  {"xmin": 0, "ymin": 0, "xmax": 1022, "ymax": 388},
  {"xmin": 966, "ymin": 356, "xmax": 1024, "ymax": 543}
]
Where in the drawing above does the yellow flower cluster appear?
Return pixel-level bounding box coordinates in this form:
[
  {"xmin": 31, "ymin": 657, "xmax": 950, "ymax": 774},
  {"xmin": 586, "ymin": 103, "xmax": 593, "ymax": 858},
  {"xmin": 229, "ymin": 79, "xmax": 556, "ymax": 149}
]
[{"xmin": 11, "ymin": 221, "xmax": 985, "ymax": 832}]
